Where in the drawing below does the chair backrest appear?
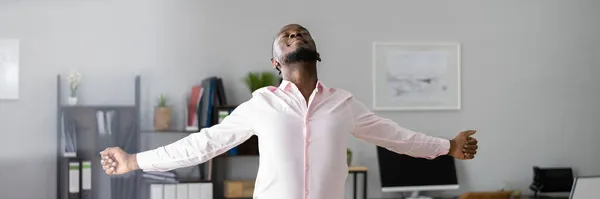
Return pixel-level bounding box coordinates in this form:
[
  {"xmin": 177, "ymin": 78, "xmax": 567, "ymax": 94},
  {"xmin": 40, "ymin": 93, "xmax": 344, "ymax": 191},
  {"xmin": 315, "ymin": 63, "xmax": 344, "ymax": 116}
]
[{"xmin": 530, "ymin": 166, "xmax": 574, "ymax": 193}]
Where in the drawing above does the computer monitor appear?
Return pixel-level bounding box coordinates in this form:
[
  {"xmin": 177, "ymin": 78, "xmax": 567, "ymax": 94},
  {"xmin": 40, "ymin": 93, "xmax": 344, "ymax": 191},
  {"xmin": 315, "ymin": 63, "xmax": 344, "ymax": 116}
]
[{"xmin": 376, "ymin": 146, "xmax": 459, "ymax": 199}]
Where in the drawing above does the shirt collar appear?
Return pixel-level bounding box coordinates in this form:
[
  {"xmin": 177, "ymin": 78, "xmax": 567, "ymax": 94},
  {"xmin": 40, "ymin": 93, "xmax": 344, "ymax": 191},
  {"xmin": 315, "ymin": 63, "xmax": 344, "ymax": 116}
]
[{"xmin": 279, "ymin": 79, "xmax": 325, "ymax": 92}]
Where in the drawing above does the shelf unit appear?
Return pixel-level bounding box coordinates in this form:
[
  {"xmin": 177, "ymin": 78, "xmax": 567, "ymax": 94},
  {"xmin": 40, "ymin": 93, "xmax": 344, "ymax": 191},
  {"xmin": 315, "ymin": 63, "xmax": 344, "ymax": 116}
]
[
  {"xmin": 141, "ymin": 104, "xmax": 259, "ymax": 199},
  {"xmin": 56, "ymin": 74, "xmax": 260, "ymax": 199},
  {"xmin": 56, "ymin": 75, "xmax": 143, "ymax": 199}
]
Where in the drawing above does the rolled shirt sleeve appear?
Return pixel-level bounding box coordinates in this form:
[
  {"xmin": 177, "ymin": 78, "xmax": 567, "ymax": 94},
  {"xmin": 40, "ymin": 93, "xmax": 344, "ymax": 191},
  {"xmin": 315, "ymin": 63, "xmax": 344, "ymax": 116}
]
[
  {"xmin": 349, "ymin": 98, "xmax": 450, "ymax": 159},
  {"xmin": 136, "ymin": 97, "xmax": 257, "ymax": 172}
]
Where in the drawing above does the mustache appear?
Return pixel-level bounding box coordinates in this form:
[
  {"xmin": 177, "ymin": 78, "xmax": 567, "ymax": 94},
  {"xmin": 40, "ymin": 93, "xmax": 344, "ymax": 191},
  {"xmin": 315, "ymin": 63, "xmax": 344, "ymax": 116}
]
[{"xmin": 287, "ymin": 39, "xmax": 307, "ymax": 47}]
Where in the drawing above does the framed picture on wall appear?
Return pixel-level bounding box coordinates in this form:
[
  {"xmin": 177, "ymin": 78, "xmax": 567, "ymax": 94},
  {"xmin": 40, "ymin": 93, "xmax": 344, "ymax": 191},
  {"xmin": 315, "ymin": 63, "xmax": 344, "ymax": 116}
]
[
  {"xmin": 0, "ymin": 38, "xmax": 19, "ymax": 100},
  {"xmin": 372, "ymin": 42, "xmax": 461, "ymax": 111}
]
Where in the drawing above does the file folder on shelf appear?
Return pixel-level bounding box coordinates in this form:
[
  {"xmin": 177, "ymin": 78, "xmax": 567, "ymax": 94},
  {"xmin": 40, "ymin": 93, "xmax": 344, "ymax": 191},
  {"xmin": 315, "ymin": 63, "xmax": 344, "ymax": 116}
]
[
  {"xmin": 61, "ymin": 113, "xmax": 77, "ymax": 157},
  {"xmin": 68, "ymin": 161, "xmax": 80, "ymax": 199},
  {"xmin": 188, "ymin": 183, "xmax": 213, "ymax": 199},
  {"xmin": 150, "ymin": 184, "xmax": 163, "ymax": 199},
  {"xmin": 164, "ymin": 184, "xmax": 176, "ymax": 199},
  {"xmin": 176, "ymin": 184, "xmax": 188, "ymax": 199},
  {"xmin": 81, "ymin": 161, "xmax": 92, "ymax": 199},
  {"xmin": 149, "ymin": 183, "xmax": 213, "ymax": 199}
]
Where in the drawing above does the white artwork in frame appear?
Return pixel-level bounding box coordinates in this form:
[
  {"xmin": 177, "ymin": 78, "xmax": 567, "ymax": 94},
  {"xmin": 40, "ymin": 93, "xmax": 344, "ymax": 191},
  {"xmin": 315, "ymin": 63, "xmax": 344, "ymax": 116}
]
[
  {"xmin": 372, "ymin": 42, "xmax": 461, "ymax": 111},
  {"xmin": 0, "ymin": 39, "xmax": 19, "ymax": 100}
]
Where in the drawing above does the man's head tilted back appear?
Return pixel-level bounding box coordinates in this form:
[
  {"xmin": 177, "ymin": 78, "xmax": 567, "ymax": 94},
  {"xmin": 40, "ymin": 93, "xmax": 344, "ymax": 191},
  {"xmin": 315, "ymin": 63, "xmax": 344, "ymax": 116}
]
[{"xmin": 271, "ymin": 24, "xmax": 321, "ymax": 73}]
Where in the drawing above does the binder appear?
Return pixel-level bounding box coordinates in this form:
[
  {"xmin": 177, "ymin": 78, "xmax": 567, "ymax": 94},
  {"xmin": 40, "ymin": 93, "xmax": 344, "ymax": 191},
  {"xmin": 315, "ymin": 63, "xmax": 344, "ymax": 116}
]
[
  {"xmin": 176, "ymin": 184, "xmax": 188, "ymax": 199},
  {"xmin": 68, "ymin": 161, "xmax": 80, "ymax": 199},
  {"xmin": 150, "ymin": 184, "xmax": 163, "ymax": 199},
  {"xmin": 61, "ymin": 113, "xmax": 77, "ymax": 157},
  {"xmin": 105, "ymin": 110, "xmax": 115, "ymax": 135},
  {"xmin": 188, "ymin": 183, "xmax": 213, "ymax": 199},
  {"xmin": 96, "ymin": 111, "xmax": 106, "ymax": 135},
  {"xmin": 151, "ymin": 183, "xmax": 213, "ymax": 199},
  {"xmin": 186, "ymin": 85, "xmax": 203, "ymax": 131},
  {"xmin": 163, "ymin": 184, "xmax": 176, "ymax": 199},
  {"xmin": 81, "ymin": 161, "xmax": 92, "ymax": 199},
  {"xmin": 215, "ymin": 77, "xmax": 227, "ymax": 106}
]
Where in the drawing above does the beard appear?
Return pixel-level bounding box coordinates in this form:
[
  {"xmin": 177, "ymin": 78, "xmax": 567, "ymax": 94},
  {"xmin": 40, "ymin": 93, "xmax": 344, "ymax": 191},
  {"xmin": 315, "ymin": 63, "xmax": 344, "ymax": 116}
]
[{"xmin": 281, "ymin": 47, "xmax": 320, "ymax": 64}]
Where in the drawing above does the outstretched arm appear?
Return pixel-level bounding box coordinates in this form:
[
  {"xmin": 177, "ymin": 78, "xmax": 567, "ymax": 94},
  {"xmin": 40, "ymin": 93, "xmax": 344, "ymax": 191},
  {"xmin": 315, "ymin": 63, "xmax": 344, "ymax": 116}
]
[
  {"xmin": 349, "ymin": 98, "xmax": 478, "ymax": 160},
  {"xmin": 100, "ymin": 97, "xmax": 258, "ymax": 174}
]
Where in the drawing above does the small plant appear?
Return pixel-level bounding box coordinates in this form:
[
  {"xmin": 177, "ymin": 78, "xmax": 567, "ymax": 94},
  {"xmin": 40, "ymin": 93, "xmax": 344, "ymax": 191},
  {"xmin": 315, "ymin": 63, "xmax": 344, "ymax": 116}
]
[
  {"xmin": 346, "ymin": 148, "xmax": 353, "ymax": 166},
  {"xmin": 67, "ymin": 70, "xmax": 82, "ymax": 98},
  {"xmin": 347, "ymin": 148, "xmax": 352, "ymax": 157},
  {"xmin": 244, "ymin": 71, "xmax": 277, "ymax": 92},
  {"xmin": 154, "ymin": 94, "xmax": 172, "ymax": 131},
  {"xmin": 158, "ymin": 94, "xmax": 167, "ymax": 107}
]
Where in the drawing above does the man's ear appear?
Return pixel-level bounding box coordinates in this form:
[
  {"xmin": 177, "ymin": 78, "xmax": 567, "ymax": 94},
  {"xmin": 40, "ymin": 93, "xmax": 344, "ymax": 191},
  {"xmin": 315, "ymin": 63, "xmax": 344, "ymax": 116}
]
[
  {"xmin": 317, "ymin": 52, "xmax": 321, "ymax": 62},
  {"xmin": 271, "ymin": 57, "xmax": 280, "ymax": 68}
]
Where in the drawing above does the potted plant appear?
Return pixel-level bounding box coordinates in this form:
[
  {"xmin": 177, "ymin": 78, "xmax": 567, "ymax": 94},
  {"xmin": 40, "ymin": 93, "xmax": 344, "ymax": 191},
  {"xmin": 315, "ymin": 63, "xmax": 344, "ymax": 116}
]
[
  {"xmin": 347, "ymin": 148, "xmax": 353, "ymax": 166},
  {"xmin": 244, "ymin": 71, "xmax": 278, "ymax": 92},
  {"xmin": 154, "ymin": 94, "xmax": 172, "ymax": 131},
  {"xmin": 67, "ymin": 71, "xmax": 82, "ymax": 105}
]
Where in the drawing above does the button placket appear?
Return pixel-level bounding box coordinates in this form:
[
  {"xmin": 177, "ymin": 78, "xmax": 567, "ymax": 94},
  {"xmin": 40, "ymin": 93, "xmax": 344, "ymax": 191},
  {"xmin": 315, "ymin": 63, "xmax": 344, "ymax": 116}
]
[
  {"xmin": 303, "ymin": 123, "xmax": 310, "ymax": 199},
  {"xmin": 302, "ymin": 87, "xmax": 319, "ymax": 199},
  {"xmin": 303, "ymin": 104, "xmax": 314, "ymax": 199}
]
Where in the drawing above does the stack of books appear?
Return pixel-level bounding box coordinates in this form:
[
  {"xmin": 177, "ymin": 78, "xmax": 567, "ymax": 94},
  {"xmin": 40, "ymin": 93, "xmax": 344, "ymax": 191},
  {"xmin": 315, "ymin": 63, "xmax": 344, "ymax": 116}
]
[
  {"xmin": 143, "ymin": 171, "xmax": 178, "ymax": 183},
  {"xmin": 184, "ymin": 76, "xmax": 229, "ymax": 181},
  {"xmin": 186, "ymin": 76, "xmax": 228, "ymax": 132}
]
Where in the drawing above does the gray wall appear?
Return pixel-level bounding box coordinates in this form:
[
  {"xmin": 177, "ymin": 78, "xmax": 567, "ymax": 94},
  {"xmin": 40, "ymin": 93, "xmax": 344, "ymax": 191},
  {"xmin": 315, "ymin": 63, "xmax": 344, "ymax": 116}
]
[{"xmin": 1, "ymin": 0, "xmax": 600, "ymax": 199}]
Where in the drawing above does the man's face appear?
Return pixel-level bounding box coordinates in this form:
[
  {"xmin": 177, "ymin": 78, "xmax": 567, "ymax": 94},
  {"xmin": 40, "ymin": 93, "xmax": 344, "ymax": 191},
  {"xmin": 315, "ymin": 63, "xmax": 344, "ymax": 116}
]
[{"xmin": 272, "ymin": 24, "xmax": 320, "ymax": 66}]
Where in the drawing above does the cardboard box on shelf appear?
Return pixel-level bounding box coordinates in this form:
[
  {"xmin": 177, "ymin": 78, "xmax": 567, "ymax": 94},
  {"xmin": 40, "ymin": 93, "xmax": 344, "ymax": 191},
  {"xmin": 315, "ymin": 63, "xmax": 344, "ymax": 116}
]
[{"xmin": 224, "ymin": 180, "xmax": 255, "ymax": 198}]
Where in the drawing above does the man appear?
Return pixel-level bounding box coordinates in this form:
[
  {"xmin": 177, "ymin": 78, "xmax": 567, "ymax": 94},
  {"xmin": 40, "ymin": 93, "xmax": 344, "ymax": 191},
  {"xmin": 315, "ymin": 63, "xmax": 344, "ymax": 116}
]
[{"xmin": 100, "ymin": 24, "xmax": 478, "ymax": 199}]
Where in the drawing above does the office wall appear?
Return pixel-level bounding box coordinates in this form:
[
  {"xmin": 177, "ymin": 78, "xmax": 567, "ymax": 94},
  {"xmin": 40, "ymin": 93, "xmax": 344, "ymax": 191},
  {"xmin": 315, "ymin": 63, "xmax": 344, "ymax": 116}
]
[{"xmin": 1, "ymin": 0, "xmax": 599, "ymax": 198}]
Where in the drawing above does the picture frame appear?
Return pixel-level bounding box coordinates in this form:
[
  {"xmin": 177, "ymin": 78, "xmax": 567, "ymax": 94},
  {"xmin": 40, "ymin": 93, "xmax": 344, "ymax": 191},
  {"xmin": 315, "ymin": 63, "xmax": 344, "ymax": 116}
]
[
  {"xmin": 372, "ymin": 42, "xmax": 461, "ymax": 111},
  {"xmin": 0, "ymin": 38, "xmax": 19, "ymax": 100}
]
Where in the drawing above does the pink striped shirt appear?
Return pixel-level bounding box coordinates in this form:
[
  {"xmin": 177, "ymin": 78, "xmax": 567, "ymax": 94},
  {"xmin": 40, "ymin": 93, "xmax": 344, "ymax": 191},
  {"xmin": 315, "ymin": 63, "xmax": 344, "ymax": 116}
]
[{"xmin": 136, "ymin": 80, "xmax": 450, "ymax": 199}]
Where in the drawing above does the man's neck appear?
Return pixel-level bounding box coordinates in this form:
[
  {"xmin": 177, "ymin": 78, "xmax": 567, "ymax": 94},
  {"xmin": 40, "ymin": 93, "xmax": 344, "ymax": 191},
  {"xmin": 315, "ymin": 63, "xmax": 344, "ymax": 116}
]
[{"xmin": 281, "ymin": 62, "xmax": 318, "ymax": 102}]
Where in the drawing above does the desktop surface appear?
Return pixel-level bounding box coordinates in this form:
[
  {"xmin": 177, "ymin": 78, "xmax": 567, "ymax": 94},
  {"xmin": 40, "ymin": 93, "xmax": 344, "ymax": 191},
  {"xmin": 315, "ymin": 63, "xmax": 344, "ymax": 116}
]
[
  {"xmin": 369, "ymin": 197, "xmax": 457, "ymax": 199},
  {"xmin": 369, "ymin": 195, "xmax": 569, "ymax": 199}
]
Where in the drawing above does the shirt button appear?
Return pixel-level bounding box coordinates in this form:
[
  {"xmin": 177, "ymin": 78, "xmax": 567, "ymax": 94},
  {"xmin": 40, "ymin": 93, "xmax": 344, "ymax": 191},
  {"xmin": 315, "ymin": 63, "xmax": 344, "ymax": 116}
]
[
  {"xmin": 305, "ymin": 166, "xmax": 309, "ymax": 170},
  {"xmin": 305, "ymin": 190, "xmax": 309, "ymax": 194}
]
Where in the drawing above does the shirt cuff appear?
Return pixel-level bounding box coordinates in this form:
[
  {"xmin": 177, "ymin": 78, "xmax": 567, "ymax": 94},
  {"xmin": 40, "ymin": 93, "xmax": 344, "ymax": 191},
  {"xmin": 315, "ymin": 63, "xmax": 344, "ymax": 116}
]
[
  {"xmin": 135, "ymin": 150, "xmax": 155, "ymax": 171},
  {"xmin": 437, "ymin": 138, "xmax": 451, "ymax": 156}
]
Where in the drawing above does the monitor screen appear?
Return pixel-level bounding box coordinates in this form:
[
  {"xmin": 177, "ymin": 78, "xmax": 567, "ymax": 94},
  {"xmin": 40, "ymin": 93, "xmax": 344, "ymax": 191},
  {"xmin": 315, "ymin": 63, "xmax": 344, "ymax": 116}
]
[{"xmin": 376, "ymin": 146, "xmax": 459, "ymax": 191}]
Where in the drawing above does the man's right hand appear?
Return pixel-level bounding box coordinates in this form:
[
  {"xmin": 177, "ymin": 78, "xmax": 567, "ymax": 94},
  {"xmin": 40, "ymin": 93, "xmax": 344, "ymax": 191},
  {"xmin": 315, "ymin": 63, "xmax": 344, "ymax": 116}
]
[{"xmin": 100, "ymin": 147, "xmax": 139, "ymax": 175}]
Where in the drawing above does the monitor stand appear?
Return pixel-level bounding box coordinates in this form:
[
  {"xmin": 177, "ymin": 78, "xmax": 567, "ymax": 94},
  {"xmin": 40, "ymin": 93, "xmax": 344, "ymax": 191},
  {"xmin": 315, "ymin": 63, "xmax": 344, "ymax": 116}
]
[{"xmin": 405, "ymin": 191, "xmax": 432, "ymax": 199}]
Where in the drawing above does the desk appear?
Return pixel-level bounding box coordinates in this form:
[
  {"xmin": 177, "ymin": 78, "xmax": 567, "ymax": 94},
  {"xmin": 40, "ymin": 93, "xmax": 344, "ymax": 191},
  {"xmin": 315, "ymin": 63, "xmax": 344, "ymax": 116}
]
[{"xmin": 349, "ymin": 166, "xmax": 368, "ymax": 199}]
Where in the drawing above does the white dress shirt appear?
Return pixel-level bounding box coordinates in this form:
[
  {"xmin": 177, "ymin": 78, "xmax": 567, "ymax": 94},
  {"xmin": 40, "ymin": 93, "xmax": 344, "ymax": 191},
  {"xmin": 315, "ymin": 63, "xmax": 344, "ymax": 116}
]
[{"xmin": 136, "ymin": 80, "xmax": 450, "ymax": 199}]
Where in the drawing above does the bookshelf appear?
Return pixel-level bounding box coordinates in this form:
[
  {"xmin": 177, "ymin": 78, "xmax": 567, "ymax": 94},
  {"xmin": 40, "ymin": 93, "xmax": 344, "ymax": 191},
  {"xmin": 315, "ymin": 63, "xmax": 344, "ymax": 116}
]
[
  {"xmin": 56, "ymin": 75, "xmax": 142, "ymax": 199},
  {"xmin": 56, "ymin": 74, "xmax": 260, "ymax": 199}
]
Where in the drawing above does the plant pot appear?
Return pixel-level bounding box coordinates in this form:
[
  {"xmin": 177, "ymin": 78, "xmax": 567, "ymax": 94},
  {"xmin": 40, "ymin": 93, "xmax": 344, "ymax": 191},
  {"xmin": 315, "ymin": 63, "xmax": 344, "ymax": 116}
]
[
  {"xmin": 154, "ymin": 107, "xmax": 172, "ymax": 131},
  {"xmin": 67, "ymin": 97, "xmax": 78, "ymax": 105},
  {"xmin": 347, "ymin": 153, "xmax": 352, "ymax": 166},
  {"xmin": 346, "ymin": 155, "xmax": 352, "ymax": 166}
]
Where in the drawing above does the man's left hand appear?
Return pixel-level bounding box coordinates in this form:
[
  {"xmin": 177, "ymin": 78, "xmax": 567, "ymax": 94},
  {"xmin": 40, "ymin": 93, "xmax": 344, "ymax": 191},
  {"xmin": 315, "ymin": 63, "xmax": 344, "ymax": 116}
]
[{"xmin": 448, "ymin": 130, "xmax": 478, "ymax": 160}]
